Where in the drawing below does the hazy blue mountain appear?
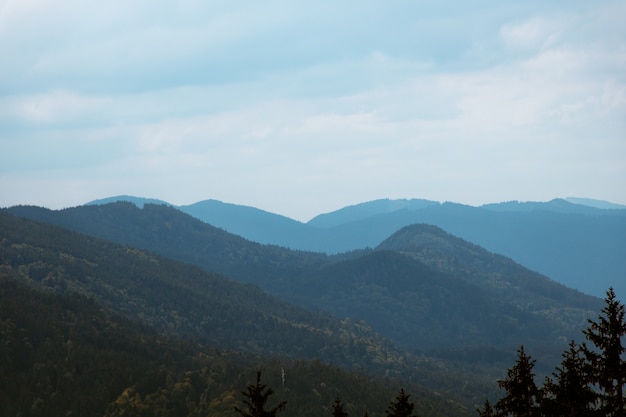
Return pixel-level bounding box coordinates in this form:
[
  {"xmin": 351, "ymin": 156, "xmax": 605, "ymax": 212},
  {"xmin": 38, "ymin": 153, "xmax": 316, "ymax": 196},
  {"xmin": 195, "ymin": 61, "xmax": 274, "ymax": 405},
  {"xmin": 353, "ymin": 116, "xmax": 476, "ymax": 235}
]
[
  {"xmin": 307, "ymin": 198, "xmax": 440, "ymax": 228},
  {"xmin": 376, "ymin": 224, "xmax": 599, "ymax": 323},
  {"xmin": 0, "ymin": 210, "xmax": 399, "ymax": 371},
  {"xmin": 177, "ymin": 199, "xmax": 314, "ymax": 247},
  {"xmin": 322, "ymin": 202, "xmax": 626, "ymax": 298},
  {"xmin": 4, "ymin": 203, "xmax": 601, "ymax": 367},
  {"xmin": 564, "ymin": 197, "xmax": 626, "ymax": 210},
  {"xmin": 480, "ymin": 198, "xmax": 624, "ymax": 214},
  {"xmin": 86, "ymin": 195, "xmax": 172, "ymax": 208},
  {"xmin": 80, "ymin": 195, "xmax": 626, "ymax": 297}
]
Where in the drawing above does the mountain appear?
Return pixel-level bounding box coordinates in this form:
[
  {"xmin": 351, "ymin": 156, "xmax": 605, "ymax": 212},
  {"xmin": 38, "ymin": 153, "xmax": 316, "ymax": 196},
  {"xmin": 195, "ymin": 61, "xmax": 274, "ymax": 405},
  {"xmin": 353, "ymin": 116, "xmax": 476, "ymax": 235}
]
[
  {"xmin": 4, "ymin": 203, "xmax": 601, "ymax": 366},
  {"xmin": 86, "ymin": 195, "xmax": 172, "ymax": 208},
  {"xmin": 307, "ymin": 198, "xmax": 440, "ymax": 228},
  {"xmin": 312, "ymin": 201, "xmax": 625, "ymax": 298},
  {"xmin": 5, "ymin": 202, "xmax": 331, "ymax": 295},
  {"xmin": 0, "ymin": 210, "xmax": 487, "ymax": 415},
  {"xmin": 1, "ymin": 273, "xmax": 466, "ymax": 417},
  {"xmin": 0, "ymin": 210, "xmax": 369, "ymax": 365},
  {"xmin": 376, "ymin": 224, "xmax": 599, "ymax": 330},
  {"xmin": 83, "ymin": 195, "xmax": 626, "ymax": 297},
  {"xmin": 564, "ymin": 197, "xmax": 626, "ymax": 210},
  {"xmin": 177, "ymin": 199, "xmax": 313, "ymax": 248}
]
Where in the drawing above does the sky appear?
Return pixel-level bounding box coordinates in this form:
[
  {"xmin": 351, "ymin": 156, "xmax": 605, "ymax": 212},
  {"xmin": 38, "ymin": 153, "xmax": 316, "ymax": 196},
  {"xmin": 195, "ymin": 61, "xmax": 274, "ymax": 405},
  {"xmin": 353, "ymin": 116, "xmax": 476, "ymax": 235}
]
[{"xmin": 1, "ymin": 0, "xmax": 625, "ymax": 221}]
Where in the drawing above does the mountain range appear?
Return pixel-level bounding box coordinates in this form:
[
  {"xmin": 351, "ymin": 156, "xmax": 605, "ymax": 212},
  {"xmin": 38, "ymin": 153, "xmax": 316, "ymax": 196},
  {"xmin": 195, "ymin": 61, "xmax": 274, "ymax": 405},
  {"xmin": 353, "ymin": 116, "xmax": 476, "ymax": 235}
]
[
  {"xmin": 1, "ymin": 196, "xmax": 621, "ymax": 415},
  {"xmin": 4, "ymin": 202, "xmax": 602, "ymax": 354},
  {"xmin": 84, "ymin": 195, "xmax": 626, "ymax": 298},
  {"xmin": 1, "ymin": 209, "xmax": 494, "ymax": 416}
]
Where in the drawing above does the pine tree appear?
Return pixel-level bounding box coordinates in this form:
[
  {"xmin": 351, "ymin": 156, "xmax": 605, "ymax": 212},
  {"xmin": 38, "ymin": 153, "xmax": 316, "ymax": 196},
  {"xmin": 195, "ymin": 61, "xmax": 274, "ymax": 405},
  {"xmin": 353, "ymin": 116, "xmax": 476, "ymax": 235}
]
[
  {"xmin": 495, "ymin": 346, "xmax": 541, "ymax": 417},
  {"xmin": 234, "ymin": 371, "xmax": 287, "ymax": 417},
  {"xmin": 582, "ymin": 287, "xmax": 626, "ymax": 417},
  {"xmin": 332, "ymin": 397, "xmax": 349, "ymax": 417},
  {"xmin": 476, "ymin": 399, "xmax": 495, "ymax": 417},
  {"xmin": 385, "ymin": 389, "xmax": 418, "ymax": 417},
  {"xmin": 541, "ymin": 340, "xmax": 599, "ymax": 416}
]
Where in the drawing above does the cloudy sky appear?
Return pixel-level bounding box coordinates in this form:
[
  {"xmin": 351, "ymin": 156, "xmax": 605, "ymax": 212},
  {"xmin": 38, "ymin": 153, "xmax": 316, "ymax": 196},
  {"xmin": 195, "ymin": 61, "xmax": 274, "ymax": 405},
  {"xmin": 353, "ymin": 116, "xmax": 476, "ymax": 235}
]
[{"xmin": 1, "ymin": 0, "xmax": 625, "ymax": 221}]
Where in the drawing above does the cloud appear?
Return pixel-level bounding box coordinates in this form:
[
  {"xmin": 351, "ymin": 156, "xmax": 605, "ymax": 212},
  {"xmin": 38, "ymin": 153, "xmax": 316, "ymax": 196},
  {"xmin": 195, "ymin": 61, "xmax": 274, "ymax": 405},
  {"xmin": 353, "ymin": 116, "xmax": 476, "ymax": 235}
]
[{"xmin": 1, "ymin": 0, "xmax": 625, "ymax": 218}]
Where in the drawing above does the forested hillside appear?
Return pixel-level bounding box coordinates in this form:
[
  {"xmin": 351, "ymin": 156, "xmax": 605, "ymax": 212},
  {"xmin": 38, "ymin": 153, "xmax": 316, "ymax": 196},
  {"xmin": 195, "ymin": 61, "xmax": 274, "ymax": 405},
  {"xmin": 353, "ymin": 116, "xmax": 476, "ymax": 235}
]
[
  {"xmin": 1, "ymin": 276, "xmax": 473, "ymax": 417},
  {"xmin": 4, "ymin": 203, "xmax": 601, "ymax": 369},
  {"xmin": 81, "ymin": 196, "xmax": 626, "ymax": 297},
  {"xmin": 0, "ymin": 211, "xmax": 397, "ymax": 370},
  {"xmin": 0, "ymin": 211, "xmax": 495, "ymax": 412}
]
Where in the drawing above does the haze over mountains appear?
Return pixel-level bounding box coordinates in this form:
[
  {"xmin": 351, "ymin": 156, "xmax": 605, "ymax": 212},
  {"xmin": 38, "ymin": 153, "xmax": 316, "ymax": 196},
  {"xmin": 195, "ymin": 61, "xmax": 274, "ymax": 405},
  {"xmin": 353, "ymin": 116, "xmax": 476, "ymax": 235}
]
[
  {"xmin": 1, "ymin": 195, "xmax": 621, "ymax": 415},
  {"xmin": 3, "ymin": 201, "xmax": 603, "ymax": 353},
  {"xmin": 83, "ymin": 195, "xmax": 626, "ymax": 298}
]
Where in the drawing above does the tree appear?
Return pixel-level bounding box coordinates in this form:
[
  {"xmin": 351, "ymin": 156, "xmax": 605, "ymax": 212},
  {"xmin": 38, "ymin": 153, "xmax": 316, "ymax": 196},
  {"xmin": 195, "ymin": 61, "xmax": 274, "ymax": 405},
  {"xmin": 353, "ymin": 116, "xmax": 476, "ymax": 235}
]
[
  {"xmin": 476, "ymin": 399, "xmax": 495, "ymax": 417},
  {"xmin": 385, "ymin": 389, "xmax": 418, "ymax": 417},
  {"xmin": 541, "ymin": 340, "xmax": 598, "ymax": 416},
  {"xmin": 582, "ymin": 287, "xmax": 626, "ymax": 417},
  {"xmin": 495, "ymin": 346, "xmax": 541, "ymax": 417},
  {"xmin": 234, "ymin": 371, "xmax": 287, "ymax": 417},
  {"xmin": 332, "ymin": 397, "xmax": 349, "ymax": 417}
]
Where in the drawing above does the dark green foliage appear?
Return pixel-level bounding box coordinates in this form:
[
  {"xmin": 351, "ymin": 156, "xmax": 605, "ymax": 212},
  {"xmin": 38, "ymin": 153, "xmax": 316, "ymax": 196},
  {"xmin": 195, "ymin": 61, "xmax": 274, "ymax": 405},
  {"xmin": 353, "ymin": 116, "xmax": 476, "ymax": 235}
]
[
  {"xmin": 494, "ymin": 346, "xmax": 541, "ymax": 417},
  {"xmin": 0, "ymin": 211, "xmax": 474, "ymax": 417},
  {"xmin": 0, "ymin": 206, "xmax": 543, "ymax": 407},
  {"xmin": 0, "ymin": 211, "xmax": 403, "ymax": 373},
  {"xmin": 4, "ymin": 203, "xmax": 602, "ymax": 374},
  {"xmin": 385, "ymin": 388, "xmax": 418, "ymax": 417},
  {"xmin": 541, "ymin": 341, "xmax": 598, "ymax": 416},
  {"xmin": 332, "ymin": 398, "xmax": 349, "ymax": 417},
  {"xmin": 0, "ymin": 276, "xmax": 465, "ymax": 417},
  {"xmin": 483, "ymin": 288, "xmax": 626, "ymax": 417},
  {"xmin": 234, "ymin": 371, "xmax": 287, "ymax": 417},
  {"xmin": 582, "ymin": 287, "xmax": 626, "ymax": 417},
  {"xmin": 476, "ymin": 400, "xmax": 495, "ymax": 417}
]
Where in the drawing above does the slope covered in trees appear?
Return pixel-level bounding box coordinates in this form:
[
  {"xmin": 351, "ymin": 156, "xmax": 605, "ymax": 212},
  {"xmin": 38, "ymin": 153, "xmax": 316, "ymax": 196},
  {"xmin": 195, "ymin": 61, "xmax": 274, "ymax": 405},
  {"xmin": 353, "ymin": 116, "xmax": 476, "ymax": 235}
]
[
  {"xmin": 1, "ymin": 276, "xmax": 472, "ymax": 417},
  {"xmin": 88, "ymin": 195, "xmax": 626, "ymax": 297},
  {"xmin": 0, "ymin": 211, "xmax": 494, "ymax": 412},
  {"xmin": 0, "ymin": 211, "xmax": 400, "ymax": 371},
  {"xmin": 3, "ymin": 203, "xmax": 601, "ymax": 368},
  {"xmin": 479, "ymin": 288, "xmax": 626, "ymax": 417}
]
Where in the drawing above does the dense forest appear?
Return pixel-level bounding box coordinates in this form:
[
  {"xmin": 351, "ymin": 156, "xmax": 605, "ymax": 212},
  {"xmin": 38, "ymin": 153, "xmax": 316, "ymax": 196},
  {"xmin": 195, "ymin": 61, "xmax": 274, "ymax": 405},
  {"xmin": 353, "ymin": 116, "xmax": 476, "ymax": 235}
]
[
  {"xmin": 478, "ymin": 288, "xmax": 626, "ymax": 417},
  {"xmin": 0, "ymin": 211, "xmax": 478, "ymax": 416},
  {"xmin": 4, "ymin": 203, "xmax": 601, "ymax": 359},
  {"xmin": 0, "ymin": 273, "xmax": 468, "ymax": 417},
  {"xmin": 1, "ymin": 207, "xmax": 623, "ymax": 416}
]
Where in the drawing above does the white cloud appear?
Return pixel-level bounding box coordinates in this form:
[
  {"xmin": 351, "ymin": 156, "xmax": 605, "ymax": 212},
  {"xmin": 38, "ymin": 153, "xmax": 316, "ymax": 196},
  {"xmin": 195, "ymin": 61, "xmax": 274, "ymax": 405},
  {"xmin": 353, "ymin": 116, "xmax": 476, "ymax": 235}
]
[
  {"xmin": 500, "ymin": 16, "xmax": 565, "ymax": 50},
  {"xmin": 1, "ymin": 0, "xmax": 625, "ymax": 218}
]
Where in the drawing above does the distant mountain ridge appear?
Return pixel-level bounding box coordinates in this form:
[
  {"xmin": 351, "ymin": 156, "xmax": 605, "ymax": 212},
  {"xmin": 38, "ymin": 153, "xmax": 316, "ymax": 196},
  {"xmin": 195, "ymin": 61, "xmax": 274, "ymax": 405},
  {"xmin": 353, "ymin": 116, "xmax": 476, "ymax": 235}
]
[
  {"xmin": 0, "ymin": 212, "xmax": 477, "ymax": 416},
  {"xmin": 83, "ymin": 195, "xmax": 626, "ymax": 297},
  {"xmin": 4, "ymin": 203, "xmax": 601, "ymax": 358}
]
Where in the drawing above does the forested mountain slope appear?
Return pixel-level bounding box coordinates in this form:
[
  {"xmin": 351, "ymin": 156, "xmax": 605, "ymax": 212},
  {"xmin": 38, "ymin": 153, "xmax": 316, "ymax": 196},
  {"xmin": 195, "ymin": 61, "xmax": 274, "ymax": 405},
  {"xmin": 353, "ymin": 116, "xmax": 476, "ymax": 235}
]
[
  {"xmin": 307, "ymin": 200, "xmax": 626, "ymax": 297},
  {"xmin": 0, "ymin": 277, "xmax": 472, "ymax": 417},
  {"xmin": 376, "ymin": 224, "xmax": 601, "ymax": 329},
  {"xmin": 5, "ymin": 202, "xmax": 332, "ymax": 294},
  {"xmin": 82, "ymin": 195, "xmax": 626, "ymax": 297},
  {"xmin": 0, "ymin": 211, "xmax": 396, "ymax": 371},
  {"xmin": 4, "ymin": 203, "xmax": 601, "ymax": 368},
  {"xmin": 0, "ymin": 211, "xmax": 488, "ymax": 414}
]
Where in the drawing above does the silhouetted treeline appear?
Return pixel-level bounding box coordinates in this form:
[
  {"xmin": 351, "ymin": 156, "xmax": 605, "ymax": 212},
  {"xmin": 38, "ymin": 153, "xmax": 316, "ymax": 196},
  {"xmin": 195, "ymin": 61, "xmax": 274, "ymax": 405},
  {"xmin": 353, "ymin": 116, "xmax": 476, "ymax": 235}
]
[{"xmin": 478, "ymin": 287, "xmax": 625, "ymax": 417}]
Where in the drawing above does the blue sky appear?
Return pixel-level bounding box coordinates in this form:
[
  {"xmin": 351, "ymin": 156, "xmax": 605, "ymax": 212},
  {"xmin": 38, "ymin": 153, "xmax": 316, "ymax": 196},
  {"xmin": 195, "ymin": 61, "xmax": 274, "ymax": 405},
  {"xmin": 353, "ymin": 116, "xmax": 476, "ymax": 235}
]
[{"xmin": 1, "ymin": 0, "xmax": 625, "ymax": 221}]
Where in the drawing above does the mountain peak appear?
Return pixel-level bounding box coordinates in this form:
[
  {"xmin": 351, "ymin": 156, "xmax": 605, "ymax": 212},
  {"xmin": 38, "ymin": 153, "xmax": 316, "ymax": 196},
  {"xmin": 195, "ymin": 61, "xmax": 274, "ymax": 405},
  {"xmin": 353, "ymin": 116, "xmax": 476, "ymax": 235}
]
[
  {"xmin": 307, "ymin": 198, "xmax": 440, "ymax": 228},
  {"xmin": 86, "ymin": 195, "xmax": 171, "ymax": 208}
]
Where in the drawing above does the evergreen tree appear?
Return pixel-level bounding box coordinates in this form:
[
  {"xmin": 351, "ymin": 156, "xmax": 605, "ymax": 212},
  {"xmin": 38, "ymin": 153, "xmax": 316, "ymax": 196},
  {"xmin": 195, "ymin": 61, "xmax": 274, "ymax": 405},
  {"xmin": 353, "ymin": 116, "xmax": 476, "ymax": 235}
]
[
  {"xmin": 332, "ymin": 397, "xmax": 349, "ymax": 417},
  {"xmin": 385, "ymin": 389, "xmax": 418, "ymax": 417},
  {"xmin": 541, "ymin": 340, "xmax": 598, "ymax": 416},
  {"xmin": 582, "ymin": 287, "xmax": 626, "ymax": 417},
  {"xmin": 234, "ymin": 371, "xmax": 287, "ymax": 417},
  {"xmin": 476, "ymin": 399, "xmax": 495, "ymax": 417},
  {"xmin": 495, "ymin": 346, "xmax": 541, "ymax": 417}
]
